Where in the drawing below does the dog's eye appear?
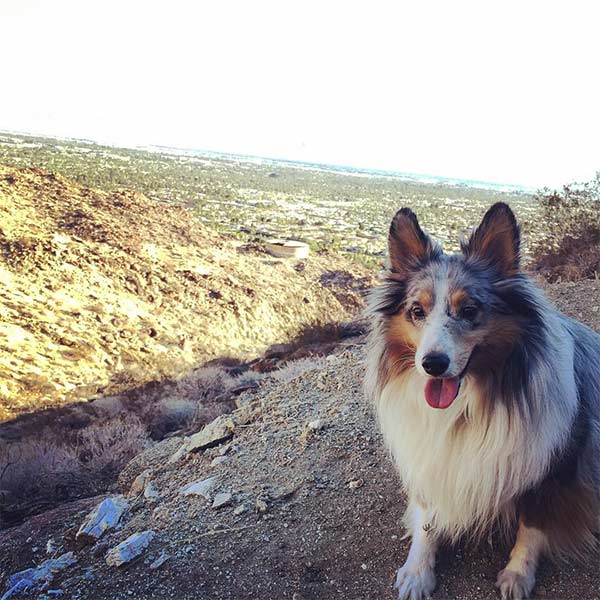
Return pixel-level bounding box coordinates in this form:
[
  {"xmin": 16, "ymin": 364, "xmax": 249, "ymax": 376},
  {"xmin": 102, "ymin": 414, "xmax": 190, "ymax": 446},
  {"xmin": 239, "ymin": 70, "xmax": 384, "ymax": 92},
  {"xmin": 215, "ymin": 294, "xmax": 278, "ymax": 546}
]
[
  {"xmin": 460, "ymin": 305, "xmax": 478, "ymax": 321},
  {"xmin": 410, "ymin": 304, "xmax": 426, "ymax": 320}
]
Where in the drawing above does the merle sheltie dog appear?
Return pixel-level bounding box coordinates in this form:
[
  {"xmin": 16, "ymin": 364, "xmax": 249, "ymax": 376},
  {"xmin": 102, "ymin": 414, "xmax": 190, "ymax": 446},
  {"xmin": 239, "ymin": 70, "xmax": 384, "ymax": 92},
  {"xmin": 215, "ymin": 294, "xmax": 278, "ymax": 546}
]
[{"xmin": 365, "ymin": 203, "xmax": 600, "ymax": 599}]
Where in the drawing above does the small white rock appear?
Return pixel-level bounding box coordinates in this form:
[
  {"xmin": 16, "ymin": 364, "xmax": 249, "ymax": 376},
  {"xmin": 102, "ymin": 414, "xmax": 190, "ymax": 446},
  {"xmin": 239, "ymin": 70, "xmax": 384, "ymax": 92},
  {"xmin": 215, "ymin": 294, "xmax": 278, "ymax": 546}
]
[
  {"xmin": 210, "ymin": 455, "xmax": 229, "ymax": 467},
  {"xmin": 144, "ymin": 482, "xmax": 160, "ymax": 502},
  {"xmin": 7, "ymin": 552, "xmax": 77, "ymax": 592},
  {"xmin": 149, "ymin": 551, "xmax": 170, "ymax": 570},
  {"xmin": 307, "ymin": 419, "xmax": 324, "ymax": 431},
  {"xmin": 212, "ymin": 492, "xmax": 233, "ymax": 509},
  {"xmin": 233, "ymin": 504, "xmax": 247, "ymax": 516},
  {"xmin": 106, "ymin": 531, "xmax": 155, "ymax": 567},
  {"xmin": 187, "ymin": 416, "xmax": 235, "ymax": 452},
  {"xmin": 179, "ymin": 476, "xmax": 218, "ymax": 500},
  {"xmin": 76, "ymin": 496, "xmax": 129, "ymax": 542}
]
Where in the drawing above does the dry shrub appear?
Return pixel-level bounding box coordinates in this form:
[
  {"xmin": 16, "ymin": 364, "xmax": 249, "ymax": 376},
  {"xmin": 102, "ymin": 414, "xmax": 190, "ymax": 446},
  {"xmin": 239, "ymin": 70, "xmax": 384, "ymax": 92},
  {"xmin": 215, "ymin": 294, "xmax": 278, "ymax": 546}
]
[
  {"xmin": 149, "ymin": 367, "xmax": 265, "ymax": 437},
  {"xmin": 531, "ymin": 174, "xmax": 600, "ymax": 282},
  {"xmin": 271, "ymin": 356, "xmax": 327, "ymax": 384},
  {"xmin": 0, "ymin": 364, "xmax": 262, "ymax": 525},
  {"xmin": 0, "ymin": 414, "xmax": 148, "ymax": 524}
]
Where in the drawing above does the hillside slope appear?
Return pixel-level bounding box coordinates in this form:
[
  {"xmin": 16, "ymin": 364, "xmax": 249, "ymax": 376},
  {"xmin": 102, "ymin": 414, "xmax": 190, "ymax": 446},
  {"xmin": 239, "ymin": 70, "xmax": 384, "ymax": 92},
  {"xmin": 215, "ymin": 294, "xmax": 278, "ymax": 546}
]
[
  {"xmin": 0, "ymin": 165, "xmax": 373, "ymax": 421},
  {"xmin": 1, "ymin": 281, "xmax": 598, "ymax": 600}
]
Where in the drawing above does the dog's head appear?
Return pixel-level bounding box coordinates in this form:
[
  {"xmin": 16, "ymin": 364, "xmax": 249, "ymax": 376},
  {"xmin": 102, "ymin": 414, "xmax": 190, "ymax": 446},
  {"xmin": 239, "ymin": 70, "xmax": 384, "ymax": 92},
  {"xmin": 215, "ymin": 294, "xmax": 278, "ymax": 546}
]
[{"xmin": 374, "ymin": 202, "xmax": 532, "ymax": 409}]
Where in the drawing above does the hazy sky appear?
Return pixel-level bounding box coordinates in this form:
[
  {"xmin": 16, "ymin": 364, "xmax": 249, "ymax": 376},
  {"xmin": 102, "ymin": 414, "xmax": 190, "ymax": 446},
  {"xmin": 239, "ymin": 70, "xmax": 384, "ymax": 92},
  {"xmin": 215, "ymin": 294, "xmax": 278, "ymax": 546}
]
[{"xmin": 1, "ymin": 0, "xmax": 599, "ymax": 187}]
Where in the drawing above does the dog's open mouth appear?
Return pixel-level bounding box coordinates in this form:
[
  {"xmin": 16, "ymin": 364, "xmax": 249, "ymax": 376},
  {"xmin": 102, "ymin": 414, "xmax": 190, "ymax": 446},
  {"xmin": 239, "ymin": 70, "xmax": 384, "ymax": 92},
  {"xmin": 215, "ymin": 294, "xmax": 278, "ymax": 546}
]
[{"xmin": 424, "ymin": 377, "xmax": 461, "ymax": 409}]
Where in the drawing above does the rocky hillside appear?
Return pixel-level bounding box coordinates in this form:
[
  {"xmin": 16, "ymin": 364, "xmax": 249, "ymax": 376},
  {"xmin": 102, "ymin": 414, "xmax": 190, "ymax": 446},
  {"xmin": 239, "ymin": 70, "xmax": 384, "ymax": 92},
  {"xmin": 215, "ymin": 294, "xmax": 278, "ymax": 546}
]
[
  {"xmin": 1, "ymin": 163, "xmax": 598, "ymax": 600},
  {"xmin": 0, "ymin": 165, "xmax": 374, "ymax": 421},
  {"xmin": 0, "ymin": 281, "xmax": 598, "ymax": 600}
]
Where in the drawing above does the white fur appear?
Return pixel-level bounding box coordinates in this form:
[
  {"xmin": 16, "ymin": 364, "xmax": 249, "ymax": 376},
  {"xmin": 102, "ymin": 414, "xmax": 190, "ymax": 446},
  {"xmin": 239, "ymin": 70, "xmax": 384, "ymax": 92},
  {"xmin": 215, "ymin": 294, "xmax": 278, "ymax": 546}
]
[
  {"xmin": 412, "ymin": 268, "xmax": 468, "ymax": 379},
  {"xmin": 395, "ymin": 502, "xmax": 438, "ymax": 600}
]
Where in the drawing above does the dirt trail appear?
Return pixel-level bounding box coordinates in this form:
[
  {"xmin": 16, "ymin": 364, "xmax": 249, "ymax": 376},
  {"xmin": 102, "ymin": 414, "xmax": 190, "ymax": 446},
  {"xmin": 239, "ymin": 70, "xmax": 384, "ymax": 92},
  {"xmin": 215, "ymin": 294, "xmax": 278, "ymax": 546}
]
[{"xmin": 0, "ymin": 281, "xmax": 598, "ymax": 600}]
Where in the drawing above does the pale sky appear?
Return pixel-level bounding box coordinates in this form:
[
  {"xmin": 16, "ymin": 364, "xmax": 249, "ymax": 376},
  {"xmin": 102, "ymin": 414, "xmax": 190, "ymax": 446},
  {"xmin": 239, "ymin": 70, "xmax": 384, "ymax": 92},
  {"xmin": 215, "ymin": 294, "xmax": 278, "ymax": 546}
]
[{"xmin": 1, "ymin": 0, "xmax": 599, "ymax": 188}]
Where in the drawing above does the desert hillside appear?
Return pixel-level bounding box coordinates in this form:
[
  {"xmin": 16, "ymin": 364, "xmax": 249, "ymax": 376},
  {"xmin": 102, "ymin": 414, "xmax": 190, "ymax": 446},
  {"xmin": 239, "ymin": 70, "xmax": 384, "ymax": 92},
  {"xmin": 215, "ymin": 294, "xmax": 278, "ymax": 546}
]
[
  {"xmin": 0, "ymin": 278, "xmax": 599, "ymax": 600},
  {"xmin": 0, "ymin": 164, "xmax": 373, "ymax": 421}
]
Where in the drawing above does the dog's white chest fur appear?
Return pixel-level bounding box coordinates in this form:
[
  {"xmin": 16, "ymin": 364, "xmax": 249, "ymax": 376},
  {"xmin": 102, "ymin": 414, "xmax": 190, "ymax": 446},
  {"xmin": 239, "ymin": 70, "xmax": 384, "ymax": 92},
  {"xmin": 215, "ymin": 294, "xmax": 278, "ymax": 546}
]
[{"xmin": 377, "ymin": 371, "xmax": 565, "ymax": 541}]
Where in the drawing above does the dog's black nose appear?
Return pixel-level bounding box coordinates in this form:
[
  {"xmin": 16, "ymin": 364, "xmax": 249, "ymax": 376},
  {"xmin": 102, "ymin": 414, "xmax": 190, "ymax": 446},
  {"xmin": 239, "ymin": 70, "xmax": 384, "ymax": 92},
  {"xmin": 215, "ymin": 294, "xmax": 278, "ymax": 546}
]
[{"xmin": 422, "ymin": 353, "xmax": 450, "ymax": 376}]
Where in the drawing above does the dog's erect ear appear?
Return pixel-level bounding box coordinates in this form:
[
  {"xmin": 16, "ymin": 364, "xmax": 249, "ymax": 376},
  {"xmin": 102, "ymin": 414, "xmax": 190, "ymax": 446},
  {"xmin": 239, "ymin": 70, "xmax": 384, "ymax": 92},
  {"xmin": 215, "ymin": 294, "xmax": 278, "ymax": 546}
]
[
  {"xmin": 463, "ymin": 202, "xmax": 520, "ymax": 276},
  {"xmin": 388, "ymin": 208, "xmax": 434, "ymax": 277}
]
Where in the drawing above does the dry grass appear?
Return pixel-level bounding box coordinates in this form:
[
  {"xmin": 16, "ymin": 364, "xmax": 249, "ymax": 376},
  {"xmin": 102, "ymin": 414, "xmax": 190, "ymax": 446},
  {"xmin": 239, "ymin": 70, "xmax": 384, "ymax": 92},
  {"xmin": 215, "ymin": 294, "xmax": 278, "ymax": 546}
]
[
  {"xmin": 270, "ymin": 356, "xmax": 328, "ymax": 384},
  {"xmin": 0, "ymin": 415, "xmax": 148, "ymax": 517}
]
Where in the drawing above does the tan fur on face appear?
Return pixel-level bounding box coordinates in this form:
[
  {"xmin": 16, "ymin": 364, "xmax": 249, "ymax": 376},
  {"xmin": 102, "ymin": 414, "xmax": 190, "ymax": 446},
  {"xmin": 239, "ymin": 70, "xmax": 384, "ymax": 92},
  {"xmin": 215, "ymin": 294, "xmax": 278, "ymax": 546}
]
[
  {"xmin": 449, "ymin": 289, "xmax": 469, "ymax": 315},
  {"xmin": 383, "ymin": 314, "xmax": 418, "ymax": 384},
  {"xmin": 463, "ymin": 203, "xmax": 520, "ymax": 277},
  {"xmin": 415, "ymin": 290, "xmax": 433, "ymax": 313},
  {"xmin": 387, "ymin": 312, "xmax": 420, "ymax": 350}
]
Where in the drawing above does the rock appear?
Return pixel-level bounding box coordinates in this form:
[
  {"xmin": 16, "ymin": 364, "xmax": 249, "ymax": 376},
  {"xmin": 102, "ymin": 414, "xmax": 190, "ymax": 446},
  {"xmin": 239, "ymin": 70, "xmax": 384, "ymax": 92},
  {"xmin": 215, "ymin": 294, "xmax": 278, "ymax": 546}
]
[
  {"xmin": 144, "ymin": 482, "xmax": 160, "ymax": 502},
  {"xmin": 188, "ymin": 415, "xmax": 235, "ymax": 451},
  {"xmin": 233, "ymin": 504, "xmax": 247, "ymax": 516},
  {"xmin": 149, "ymin": 551, "xmax": 170, "ymax": 571},
  {"xmin": 119, "ymin": 438, "xmax": 183, "ymax": 488},
  {"xmin": 76, "ymin": 496, "xmax": 129, "ymax": 542},
  {"xmin": 265, "ymin": 240, "xmax": 309, "ymax": 259},
  {"xmin": 105, "ymin": 531, "xmax": 155, "ymax": 567},
  {"xmin": 271, "ymin": 485, "xmax": 298, "ymax": 501},
  {"xmin": 212, "ymin": 492, "xmax": 233, "ymax": 509},
  {"xmin": 179, "ymin": 476, "xmax": 218, "ymax": 500},
  {"xmin": 348, "ymin": 479, "xmax": 364, "ymax": 490},
  {"xmin": 170, "ymin": 416, "xmax": 235, "ymax": 462},
  {"xmin": 210, "ymin": 455, "xmax": 229, "ymax": 467},
  {"xmin": 307, "ymin": 419, "xmax": 324, "ymax": 431},
  {"xmin": 255, "ymin": 498, "xmax": 268, "ymax": 513},
  {"xmin": 130, "ymin": 470, "xmax": 151, "ymax": 495},
  {"xmin": 4, "ymin": 552, "xmax": 76, "ymax": 598}
]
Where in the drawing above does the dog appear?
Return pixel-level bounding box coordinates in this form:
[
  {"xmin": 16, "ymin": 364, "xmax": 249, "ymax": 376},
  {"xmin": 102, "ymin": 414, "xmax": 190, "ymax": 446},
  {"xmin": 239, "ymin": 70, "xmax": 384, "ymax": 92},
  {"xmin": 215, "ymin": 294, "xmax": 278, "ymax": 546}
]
[{"xmin": 364, "ymin": 203, "xmax": 600, "ymax": 599}]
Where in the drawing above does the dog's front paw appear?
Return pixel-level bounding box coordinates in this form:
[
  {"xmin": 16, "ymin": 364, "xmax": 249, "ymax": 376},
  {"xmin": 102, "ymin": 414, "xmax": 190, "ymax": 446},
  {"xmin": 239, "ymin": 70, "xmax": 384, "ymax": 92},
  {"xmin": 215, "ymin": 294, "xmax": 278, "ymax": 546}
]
[
  {"xmin": 394, "ymin": 563, "xmax": 436, "ymax": 600},
  {"xmin": 496, "ymin": 568, "xmax": 535, "ymax": 600}
]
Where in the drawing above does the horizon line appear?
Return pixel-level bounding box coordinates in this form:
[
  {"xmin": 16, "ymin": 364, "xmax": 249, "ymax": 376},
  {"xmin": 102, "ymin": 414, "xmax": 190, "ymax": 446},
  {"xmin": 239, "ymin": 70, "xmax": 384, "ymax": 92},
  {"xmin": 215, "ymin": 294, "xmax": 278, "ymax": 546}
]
[{"xmin": 1, "ymin": 127, "xmax": 539, "ymax": 192}]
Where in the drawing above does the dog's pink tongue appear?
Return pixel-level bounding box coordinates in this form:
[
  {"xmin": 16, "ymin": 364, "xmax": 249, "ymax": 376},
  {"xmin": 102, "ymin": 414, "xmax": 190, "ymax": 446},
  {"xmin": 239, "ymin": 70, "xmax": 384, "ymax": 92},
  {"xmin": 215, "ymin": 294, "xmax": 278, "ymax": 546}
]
[{"xmin": 425, "ymin": 377, "xmax": 460, "ymax": 409}]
